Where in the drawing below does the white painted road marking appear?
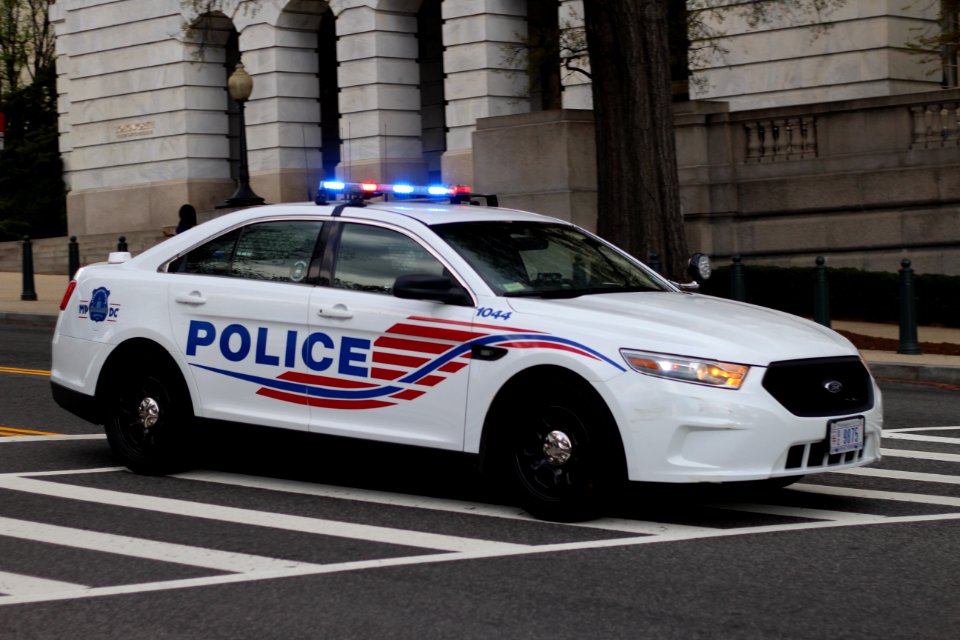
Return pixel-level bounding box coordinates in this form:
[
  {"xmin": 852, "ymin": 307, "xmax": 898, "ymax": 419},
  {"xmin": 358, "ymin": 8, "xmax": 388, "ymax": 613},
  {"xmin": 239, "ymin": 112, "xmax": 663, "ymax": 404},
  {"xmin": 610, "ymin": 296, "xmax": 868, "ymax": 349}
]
[
  {"xmin": 2, "ymin": 426, "xmax": 960, "ymax": 606},
  {"xmin": 176, "ymin": 470, "xmax": 715, "ymax": 537},
  {"xmin": 0, "ymin": 475, "xmax": 528, "ymax": 554},
  {"xmin": 2, "ymin": 510, "xmax": 959, "ymax": 607},
  {"xmin": 792, "ymin": 483, "xmax": 960, "ymax": 508},
  {"xmin": 0, "ymin": 571, "xmax": 86, "ymax": 597},
  {"xmin": 711, "ymin": 502, "xmax": 882, "ymax": 522},
  {"xmin": 0, "ymin": 516, "xmax": 328, "ymax": 574},
  {"xmin": 838, "ymin": 467, "xmax": 960, "ymax": 485},
  {"xmin": 881, "ymin": 448, "xmax": 960, "ymax": 463},
  {"xmin": 882, "ymin": 426, "xmax": 960, "ymax": 446}
]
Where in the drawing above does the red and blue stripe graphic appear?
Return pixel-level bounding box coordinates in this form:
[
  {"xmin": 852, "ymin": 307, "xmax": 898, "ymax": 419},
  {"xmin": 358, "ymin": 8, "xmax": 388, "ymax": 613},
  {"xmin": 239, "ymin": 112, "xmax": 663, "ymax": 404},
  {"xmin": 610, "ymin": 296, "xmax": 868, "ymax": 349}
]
[{"xmin": 191, "ymin": 316, "xmax": 624, "ymax": 410}]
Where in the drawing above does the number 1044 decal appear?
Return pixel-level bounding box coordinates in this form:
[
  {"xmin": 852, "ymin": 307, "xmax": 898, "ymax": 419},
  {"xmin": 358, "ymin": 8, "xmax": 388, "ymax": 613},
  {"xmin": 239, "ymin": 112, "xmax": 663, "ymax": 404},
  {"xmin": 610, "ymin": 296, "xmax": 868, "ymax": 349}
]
[{"xmin": 476, "ymin": 307, "xmax": 512, "ymax": 320}]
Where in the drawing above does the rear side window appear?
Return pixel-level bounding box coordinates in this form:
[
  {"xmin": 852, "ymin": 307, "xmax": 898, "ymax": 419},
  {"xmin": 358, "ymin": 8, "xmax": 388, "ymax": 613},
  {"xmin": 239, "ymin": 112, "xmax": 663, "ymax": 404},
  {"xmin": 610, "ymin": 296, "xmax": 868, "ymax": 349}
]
[{"xmin": 173, "ymin": 220, "xmax": 323, "ymax": 283}]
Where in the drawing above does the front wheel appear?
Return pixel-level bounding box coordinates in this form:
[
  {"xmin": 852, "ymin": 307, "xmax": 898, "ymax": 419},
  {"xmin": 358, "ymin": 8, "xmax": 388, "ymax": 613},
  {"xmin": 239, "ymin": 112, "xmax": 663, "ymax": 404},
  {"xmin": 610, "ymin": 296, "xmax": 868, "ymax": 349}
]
[
  {"xmin": 103, "ymin": 362, "xmax": 192, "ymax": 475},
  {"xmin": 489, "ymin": 378, "xmax": 624, "ymax": 521}
]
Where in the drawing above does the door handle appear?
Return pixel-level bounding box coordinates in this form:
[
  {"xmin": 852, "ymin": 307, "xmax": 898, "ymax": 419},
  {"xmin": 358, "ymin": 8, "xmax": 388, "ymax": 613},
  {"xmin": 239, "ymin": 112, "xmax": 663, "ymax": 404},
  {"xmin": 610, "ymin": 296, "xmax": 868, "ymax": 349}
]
[
  {"xmin": 174, "ymin": 292, "xmax": 207, "ymax": 305},
  {"xmin": 317, "ymin": 304, "xmax": 353, "ymax": 319}
]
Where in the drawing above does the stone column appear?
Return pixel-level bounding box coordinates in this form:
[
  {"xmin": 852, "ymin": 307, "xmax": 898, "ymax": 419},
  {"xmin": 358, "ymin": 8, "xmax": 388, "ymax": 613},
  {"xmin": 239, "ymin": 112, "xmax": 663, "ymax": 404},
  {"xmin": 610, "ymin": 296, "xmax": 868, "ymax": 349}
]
[
  {"xmin": 239, "ymin": 20, "xmax": 324, "ymax": 203},
  {"xmin": 335, "ymin": 3, "xmax": 426, "ymax": 184},
  {"xmin": 441, "ymin": 0, "xmax": 530, "ymax": 185}
]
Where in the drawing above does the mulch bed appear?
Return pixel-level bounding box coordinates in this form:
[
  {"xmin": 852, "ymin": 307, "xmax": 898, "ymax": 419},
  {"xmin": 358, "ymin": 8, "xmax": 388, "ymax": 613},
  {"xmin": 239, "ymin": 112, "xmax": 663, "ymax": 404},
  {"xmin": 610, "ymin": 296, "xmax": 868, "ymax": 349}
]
[{"xmin": 836, "ymin": 330, "xmax": 960, "ymax": 356}]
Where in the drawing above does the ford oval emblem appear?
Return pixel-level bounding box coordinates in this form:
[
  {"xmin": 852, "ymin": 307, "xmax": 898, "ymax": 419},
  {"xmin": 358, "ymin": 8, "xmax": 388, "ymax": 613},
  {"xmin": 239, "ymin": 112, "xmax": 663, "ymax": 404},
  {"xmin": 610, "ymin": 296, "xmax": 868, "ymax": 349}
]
[{"xmin": 824, "ymin": 380, "xmax": 844, "ymax": 394}]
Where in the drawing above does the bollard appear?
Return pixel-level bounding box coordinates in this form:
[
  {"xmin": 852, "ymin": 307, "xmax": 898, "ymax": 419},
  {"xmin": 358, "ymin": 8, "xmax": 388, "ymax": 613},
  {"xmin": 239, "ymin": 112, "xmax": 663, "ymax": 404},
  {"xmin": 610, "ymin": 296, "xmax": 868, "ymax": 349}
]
[
  {"xmin": 648, "ymin": 253, "xmax": 662, "ymax": 274},
  {"xmin": 897, "ymin": 259, "xmax": 921, "ymax": 355},
  {"xmin": 730, "ymin": 255, "xmax": 746, "ymax": 302},
  {"xmin": 68, "ymin": 236, "xmax": 80, "ymax": 280},
  {"xmin": 117, "ymin": 236, "xmax": 128, "ymax": 252},
  {"xmin": 20, "ymin": 235, "xmax": 38, "ymax": 301},
  {"xmin": 813, "ymin": 256, "xmax": 831, "ymax": 327}
]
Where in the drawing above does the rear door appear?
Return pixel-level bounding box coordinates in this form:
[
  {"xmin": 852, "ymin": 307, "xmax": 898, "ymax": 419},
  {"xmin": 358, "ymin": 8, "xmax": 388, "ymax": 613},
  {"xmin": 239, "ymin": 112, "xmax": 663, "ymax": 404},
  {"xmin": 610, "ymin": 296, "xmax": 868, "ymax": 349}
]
[{"xmin": 167, "ymin": 218, "xmax": 324, "ymax": 431}]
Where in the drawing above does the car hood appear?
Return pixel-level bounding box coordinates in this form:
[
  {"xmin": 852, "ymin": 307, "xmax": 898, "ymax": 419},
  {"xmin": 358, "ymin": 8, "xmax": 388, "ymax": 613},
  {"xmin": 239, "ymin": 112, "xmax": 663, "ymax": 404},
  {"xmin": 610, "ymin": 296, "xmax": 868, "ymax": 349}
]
[{"xmin": 504, "ymin": 292, "xmax": 858, "ymax": 366}]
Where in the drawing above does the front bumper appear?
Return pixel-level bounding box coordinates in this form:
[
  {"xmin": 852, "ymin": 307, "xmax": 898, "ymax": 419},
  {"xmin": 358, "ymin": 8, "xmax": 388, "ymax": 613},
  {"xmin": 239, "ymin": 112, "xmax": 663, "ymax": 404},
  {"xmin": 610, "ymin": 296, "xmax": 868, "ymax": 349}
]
[{"xmin": 601, "ymin": 366, "xmax": 883, "ymax": 483}]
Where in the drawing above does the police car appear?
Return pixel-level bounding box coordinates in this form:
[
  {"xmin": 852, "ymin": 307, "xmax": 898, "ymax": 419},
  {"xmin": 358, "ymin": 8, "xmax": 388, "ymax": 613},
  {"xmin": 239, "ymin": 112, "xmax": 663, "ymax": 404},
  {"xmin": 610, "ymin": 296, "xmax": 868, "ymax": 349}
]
[{"xmin": 51, "ymin": 182, "xmax": 881, "ymax": 520}]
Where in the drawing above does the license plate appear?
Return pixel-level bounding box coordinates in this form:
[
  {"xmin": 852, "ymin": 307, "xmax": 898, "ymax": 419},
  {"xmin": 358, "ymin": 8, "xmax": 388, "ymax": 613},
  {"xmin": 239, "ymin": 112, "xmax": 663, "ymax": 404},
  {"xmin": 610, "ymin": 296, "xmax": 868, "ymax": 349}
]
[{"xmin": 828, "ymin": 416, "xmax": 864, "ymax": 455}]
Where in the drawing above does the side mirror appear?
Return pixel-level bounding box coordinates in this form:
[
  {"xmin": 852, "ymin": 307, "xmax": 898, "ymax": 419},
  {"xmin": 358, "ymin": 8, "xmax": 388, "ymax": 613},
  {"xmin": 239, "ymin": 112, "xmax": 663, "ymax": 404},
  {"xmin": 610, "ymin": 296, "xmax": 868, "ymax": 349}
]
[
  {"xmin": 393, "ymin": 274, "xmax": 472, "ymax": 306},
  {"xmin": 687, "ymin": 253, "xmax": 712, "ymax": 283},
  {"xmin": 672, "ymin": 253, "xmax": 711, "ymax": 292}
]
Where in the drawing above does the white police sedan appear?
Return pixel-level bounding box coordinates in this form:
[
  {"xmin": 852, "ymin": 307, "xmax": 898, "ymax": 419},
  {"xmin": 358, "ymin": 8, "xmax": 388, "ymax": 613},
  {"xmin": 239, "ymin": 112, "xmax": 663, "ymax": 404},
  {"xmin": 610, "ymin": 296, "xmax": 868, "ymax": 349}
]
[{"xmin": 51, "ymin": 183, "xmax": 881, "ymax": 520}]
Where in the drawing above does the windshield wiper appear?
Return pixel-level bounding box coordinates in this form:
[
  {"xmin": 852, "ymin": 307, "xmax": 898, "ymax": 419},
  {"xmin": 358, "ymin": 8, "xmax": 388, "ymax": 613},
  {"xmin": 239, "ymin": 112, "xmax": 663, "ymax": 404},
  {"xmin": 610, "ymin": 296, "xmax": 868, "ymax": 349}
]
[{"xmin": 503, "ymin": 285, "xmax": 660, "ymax": 299}]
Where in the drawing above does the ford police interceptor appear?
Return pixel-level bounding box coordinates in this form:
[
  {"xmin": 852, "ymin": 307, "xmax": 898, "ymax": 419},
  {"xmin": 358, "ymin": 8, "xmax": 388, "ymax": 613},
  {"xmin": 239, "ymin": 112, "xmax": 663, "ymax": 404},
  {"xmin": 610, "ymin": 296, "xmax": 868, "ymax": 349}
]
[{"xmin": 51, "ymin": 182, "xmax": 881, "ymax": 520}]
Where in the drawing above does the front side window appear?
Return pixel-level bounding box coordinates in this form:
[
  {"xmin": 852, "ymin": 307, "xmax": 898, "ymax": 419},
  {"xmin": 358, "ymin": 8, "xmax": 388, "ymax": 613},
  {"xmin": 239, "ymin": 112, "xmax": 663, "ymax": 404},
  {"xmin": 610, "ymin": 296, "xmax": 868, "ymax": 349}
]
[
  {"xmin": 433, "ymin": 221, "xmax": 667, "ymax": 298},
  {"xmin": 175, "ymin": 220, "xmax": 323, "ymax": 283},
  {"xmin": 333, "ymin": 223, "xmax": 446, "ymax": 295}
]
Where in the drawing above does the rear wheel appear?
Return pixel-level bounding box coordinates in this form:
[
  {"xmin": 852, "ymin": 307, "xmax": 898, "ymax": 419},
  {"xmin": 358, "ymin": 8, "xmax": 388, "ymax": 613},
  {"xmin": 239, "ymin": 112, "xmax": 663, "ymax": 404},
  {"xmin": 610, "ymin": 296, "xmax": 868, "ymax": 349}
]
[
  {"xmin": 103, "ymin": 359, "xmax": 192, "ymax": 475},
  {"xmin": 488, "ymin": 375, "xmax": 624, "ymax": 521}
]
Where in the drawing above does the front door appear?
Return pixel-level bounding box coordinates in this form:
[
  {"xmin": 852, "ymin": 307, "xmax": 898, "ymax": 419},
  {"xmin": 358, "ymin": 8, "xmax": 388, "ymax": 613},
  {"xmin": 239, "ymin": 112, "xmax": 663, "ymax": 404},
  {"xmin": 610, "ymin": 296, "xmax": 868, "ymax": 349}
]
[{"xmin": 305, "ymin": 221, "xmax": 477, "ymax": 450}]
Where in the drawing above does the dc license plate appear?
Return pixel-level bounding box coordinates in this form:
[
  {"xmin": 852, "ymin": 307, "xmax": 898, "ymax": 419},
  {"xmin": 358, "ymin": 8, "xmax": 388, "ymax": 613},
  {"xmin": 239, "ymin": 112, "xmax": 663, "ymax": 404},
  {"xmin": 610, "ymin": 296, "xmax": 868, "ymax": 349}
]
[{"xmin": 828, "ymin": 416, "xmax": 864, "ymax": 455}]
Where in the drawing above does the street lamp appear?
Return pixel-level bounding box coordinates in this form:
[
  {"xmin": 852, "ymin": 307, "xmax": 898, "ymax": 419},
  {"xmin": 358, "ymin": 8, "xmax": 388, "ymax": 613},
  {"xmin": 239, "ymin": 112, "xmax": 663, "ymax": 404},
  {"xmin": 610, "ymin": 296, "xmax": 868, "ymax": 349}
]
[{"xmin": 220, "ymin": 62, "xmax": 265, "ymax": 208}]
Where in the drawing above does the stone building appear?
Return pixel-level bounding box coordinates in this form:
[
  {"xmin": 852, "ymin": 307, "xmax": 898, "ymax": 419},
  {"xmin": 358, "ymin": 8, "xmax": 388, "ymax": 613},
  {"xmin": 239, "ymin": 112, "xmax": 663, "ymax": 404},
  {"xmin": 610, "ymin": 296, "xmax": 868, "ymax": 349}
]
[
  {"xmin": 47, "ymin": 0, "xmax": 960, "ymax": 273},
  {"xmin": 50, "ymin": 0, "xmax": 591, "ymax": 237}
]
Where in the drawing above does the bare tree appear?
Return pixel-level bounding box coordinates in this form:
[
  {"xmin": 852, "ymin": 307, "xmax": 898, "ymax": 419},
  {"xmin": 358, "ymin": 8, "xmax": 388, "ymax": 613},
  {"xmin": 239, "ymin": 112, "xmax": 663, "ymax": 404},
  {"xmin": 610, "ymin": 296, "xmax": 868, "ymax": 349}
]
[
  {"xmin": 901, "ymin": 0, "xmax": 960, "ymax": 86},
  {"xmin": 0, "ymin": 0, "xmax": 55, "ymax": 103}
]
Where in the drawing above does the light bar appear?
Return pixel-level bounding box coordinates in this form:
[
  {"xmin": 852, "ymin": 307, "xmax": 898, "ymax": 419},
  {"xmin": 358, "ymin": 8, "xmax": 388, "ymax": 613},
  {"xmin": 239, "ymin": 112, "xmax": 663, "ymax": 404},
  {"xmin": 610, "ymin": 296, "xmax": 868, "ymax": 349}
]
[{"xmin": 316, "ymin": 180, "xmax": 473, "ymax": 202}]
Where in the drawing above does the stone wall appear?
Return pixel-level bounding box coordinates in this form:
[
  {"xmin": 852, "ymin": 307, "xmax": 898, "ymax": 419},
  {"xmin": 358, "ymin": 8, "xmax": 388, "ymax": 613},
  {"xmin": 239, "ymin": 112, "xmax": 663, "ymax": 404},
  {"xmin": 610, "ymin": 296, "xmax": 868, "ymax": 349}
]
[
  {"xmin": 689, "ymin": 0, "xmax": 944, "ymax": 110},
  {"xmin": 473, "ymin": 90, "xmax": 960, "ymax": 275}
]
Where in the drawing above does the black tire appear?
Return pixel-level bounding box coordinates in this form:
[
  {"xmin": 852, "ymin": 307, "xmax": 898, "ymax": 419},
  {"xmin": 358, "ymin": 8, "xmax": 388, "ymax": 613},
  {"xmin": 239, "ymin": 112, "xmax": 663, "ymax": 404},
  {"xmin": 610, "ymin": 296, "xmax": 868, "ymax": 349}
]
[
  {"xmin": 103, "ymin": 358, "xmax": 192, "ymax": 475},
  {"xmin": 488, "ymin": 375, "xmax": 624, "ymax": 522}
]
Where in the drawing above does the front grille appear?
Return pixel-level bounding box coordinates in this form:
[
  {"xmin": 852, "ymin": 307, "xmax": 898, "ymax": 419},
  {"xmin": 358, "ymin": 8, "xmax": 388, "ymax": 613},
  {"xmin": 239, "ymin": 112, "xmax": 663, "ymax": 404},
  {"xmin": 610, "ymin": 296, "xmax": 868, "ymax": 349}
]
[
  {"xmin": 762, "ymin": 356, "xmax": 874, "ymax": 417},
  {"xmin": 786, "ymin": 435, "xmax": 868, "ymax": 470}
]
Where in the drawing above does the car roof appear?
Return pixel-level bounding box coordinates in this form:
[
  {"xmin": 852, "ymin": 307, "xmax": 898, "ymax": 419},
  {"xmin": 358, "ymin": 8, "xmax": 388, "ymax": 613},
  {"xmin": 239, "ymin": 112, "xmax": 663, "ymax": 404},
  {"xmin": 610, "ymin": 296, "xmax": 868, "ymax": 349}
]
[
  {"xmin": 121, "ymin": 198, "xmax": 573, "ymax": 271},
  {"xmin": 243, "ymin": 199, "xmax": 563, "ymax": 227}
]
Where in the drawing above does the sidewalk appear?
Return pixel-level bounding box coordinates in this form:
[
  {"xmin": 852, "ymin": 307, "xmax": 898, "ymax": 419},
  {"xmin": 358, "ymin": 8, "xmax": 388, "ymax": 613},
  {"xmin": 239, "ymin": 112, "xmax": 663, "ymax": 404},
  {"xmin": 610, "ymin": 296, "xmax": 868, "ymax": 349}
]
[{"xmin": 2, "ymin": 271, "xmax": 959, "ymax": 385}]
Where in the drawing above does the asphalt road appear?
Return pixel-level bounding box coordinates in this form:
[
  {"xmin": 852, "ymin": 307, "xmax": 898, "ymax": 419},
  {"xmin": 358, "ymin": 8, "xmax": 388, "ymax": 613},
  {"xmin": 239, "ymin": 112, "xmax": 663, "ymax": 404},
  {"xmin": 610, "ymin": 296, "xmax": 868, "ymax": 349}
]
[{"xmin": 1, "ymin": 323, "xmax": 959, "ymax": 639}]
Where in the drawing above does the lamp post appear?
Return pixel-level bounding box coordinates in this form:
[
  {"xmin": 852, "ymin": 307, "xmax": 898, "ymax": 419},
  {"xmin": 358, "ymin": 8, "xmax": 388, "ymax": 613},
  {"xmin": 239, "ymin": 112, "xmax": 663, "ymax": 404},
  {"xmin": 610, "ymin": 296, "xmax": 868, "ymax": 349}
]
[{"xmin": 220, "ymin": 62, "xmax": 264, "ymax": 208}]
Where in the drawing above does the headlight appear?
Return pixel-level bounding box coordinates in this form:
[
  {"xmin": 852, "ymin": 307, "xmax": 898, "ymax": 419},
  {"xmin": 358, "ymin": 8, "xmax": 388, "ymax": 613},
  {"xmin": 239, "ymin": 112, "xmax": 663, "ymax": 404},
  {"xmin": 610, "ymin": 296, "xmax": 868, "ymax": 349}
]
[{"xmin": 620, "ymin": 349, "xmax": 749, "ymax": 390}]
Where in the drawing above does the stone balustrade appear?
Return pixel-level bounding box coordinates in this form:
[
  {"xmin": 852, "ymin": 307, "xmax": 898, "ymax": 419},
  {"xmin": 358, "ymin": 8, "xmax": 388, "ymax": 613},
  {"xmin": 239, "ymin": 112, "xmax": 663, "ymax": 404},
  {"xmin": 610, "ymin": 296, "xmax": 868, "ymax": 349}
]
[
  {"xmin": 743, "ymin": 117, "xmax": 818, "ymax": 162},
  {"xmin": 910, "ymin": 103, "xmax": 960, "ymax": 149}
]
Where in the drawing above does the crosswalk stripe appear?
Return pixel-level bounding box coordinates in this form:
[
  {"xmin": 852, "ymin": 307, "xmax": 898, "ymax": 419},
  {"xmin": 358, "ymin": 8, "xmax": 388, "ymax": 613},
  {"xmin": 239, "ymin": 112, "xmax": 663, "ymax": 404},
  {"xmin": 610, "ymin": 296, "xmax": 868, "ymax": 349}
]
[
  {"xmin": 0, "ymin": 475, "xmax": 528, "ymax": 554},
  {"xmin": 5, "ymin": 511, "xmax": 960, "ymax": 607},
  {"xmin": 174, "ymin": 470, "xmax": 713, "ymax": 536},
  {"xmin": 792, "ymin": 483, "xmax": 960, "ymax": 508},
  {"xmin": 0, "ymin": 570, "xmax": 86, "ymax": 597},
  {"xmin": 881, "ymin": 448, "xmax": 960, "ymax": 463},
  {"xmin": 711, "ymin": 502, "xmax": 881, "ymax": 522},
  {"xmin": 882, "ymin": 433, "xmax": 960, "ymax": 445},
  {"xmin": 837, "ymin": 467, "xmax": 960, "ymax": 485},
  {"xmin": 0, "ymin": 516, "xmax": 328, "ymax": 574}
]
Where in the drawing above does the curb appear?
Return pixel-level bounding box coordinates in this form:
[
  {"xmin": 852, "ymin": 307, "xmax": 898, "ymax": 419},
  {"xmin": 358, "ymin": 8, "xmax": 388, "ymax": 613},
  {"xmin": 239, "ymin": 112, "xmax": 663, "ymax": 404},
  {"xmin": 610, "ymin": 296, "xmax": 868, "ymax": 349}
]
[{"xmin": 869, "ymin": 362, "xmax": 960, "ymax": 387}]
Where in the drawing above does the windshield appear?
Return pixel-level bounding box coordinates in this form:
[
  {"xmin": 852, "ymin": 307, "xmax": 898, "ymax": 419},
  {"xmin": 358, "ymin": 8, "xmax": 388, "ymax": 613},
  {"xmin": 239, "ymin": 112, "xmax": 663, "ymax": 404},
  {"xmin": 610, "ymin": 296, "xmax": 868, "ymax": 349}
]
[{"xmin": 432, "ymin": 221, "xmax": 668, "ymax": 298}]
